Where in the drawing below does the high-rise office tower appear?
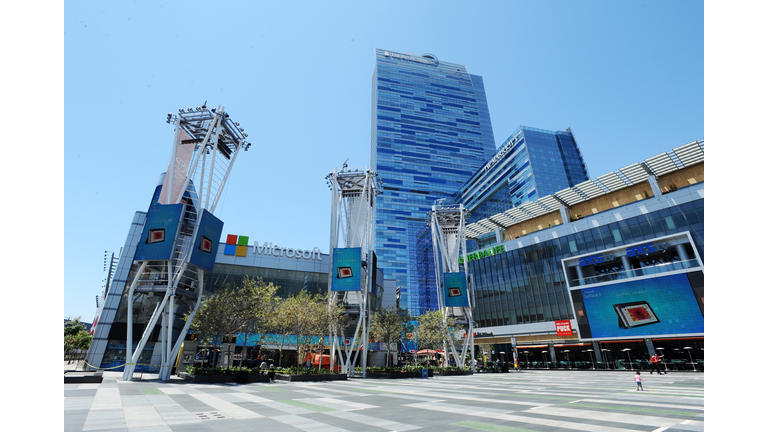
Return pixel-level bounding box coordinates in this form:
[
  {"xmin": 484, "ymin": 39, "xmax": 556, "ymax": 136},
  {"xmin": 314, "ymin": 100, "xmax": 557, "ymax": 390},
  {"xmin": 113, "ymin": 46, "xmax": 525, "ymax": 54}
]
[
  {"xmin": 371, "ymin": 48, "xmax": 497, "ymax": 315},
  {"xmin": 453, "ymin": 126, "xmax": 590, "ymax": 246}
]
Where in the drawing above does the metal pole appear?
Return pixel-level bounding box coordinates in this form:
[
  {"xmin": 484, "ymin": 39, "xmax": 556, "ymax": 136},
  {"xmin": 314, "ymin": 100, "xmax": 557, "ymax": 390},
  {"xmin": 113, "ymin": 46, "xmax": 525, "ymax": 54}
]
[{"xmin": 123, "ymin": 262, "xmax": 147, "ymax": 381}]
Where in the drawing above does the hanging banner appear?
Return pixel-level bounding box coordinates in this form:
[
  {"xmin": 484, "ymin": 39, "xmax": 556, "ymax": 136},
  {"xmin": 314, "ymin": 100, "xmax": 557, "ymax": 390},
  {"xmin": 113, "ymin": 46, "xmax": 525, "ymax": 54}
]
[
  {"xmin": 189, "ymin": 210, "xmax": 224, "ymax": 273},
  {"xmin": 444, "ymin": 272, "xmax": 469, "ymax": 307},
  {"xmin": 331, "ymin": 248, "xmax": 362, "ymax": 291},
  {"xmin": 135, "ymin": 203, "xmax": 184, "ymax": 261},
  {"xmin": 159, "ymin": 130, "xmax": 195, "ymax": 204}
]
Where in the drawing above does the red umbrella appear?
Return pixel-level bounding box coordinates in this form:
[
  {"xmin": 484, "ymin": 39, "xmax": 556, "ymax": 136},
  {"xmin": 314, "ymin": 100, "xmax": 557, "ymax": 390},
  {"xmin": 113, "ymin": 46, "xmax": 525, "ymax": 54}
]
[{"xmin": 416, "ymin": 349, "xmax": 444, "ymax": 355}]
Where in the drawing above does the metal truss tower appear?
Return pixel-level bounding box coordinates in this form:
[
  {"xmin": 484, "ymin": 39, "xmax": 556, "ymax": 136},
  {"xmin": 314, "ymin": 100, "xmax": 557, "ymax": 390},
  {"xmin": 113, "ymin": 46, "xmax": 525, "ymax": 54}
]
[
  {"xmin": 325, "ymin": 163, "xmax": 382, "ymax": 376},
  {"xmin": 122, "ymin": 104, "xmax": 250, "ymax": 382},
  {"xmin": 427, "ymin": 201, "xmax": 476, "ymax": 372}
]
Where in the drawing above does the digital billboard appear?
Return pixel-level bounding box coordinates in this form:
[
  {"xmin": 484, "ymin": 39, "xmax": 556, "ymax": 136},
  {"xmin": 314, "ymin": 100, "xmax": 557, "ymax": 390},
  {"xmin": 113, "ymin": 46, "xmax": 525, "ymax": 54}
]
[
  {"xmin": 188, "ymin": 210, "xmax": 224, "ymax": 273},
  {"xmin": 443, "ymin": 272, "xmax": 469, "ymax": 307},
  {"xmin": 570, "ymin": 272, "xmax": 704, "ymax": 340},
  {"xmin": 331, "ymin": 247, "xmax": 362, "ymax": 291},
  {"xmin": 134, "ymin": 203, "xmax": 184, "ymax": 261}
]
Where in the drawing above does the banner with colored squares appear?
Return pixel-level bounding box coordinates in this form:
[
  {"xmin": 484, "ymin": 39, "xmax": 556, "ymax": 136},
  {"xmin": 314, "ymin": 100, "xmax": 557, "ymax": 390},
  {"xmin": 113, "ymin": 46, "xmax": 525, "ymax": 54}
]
[
  {"xmin": 331, "ymin": 247, "xmax": 362, "ymax": 291},
  {"xmin": 444, "ymin": 272, "xmax": 469, "ymax": 307},
  {"xmin": 224, "ymin": 234, "xmax": 249, "ymax": 257}
]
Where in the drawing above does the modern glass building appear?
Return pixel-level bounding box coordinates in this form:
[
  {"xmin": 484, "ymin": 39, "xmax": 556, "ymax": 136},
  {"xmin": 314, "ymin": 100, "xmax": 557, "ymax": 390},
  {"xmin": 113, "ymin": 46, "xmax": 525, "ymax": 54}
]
[
  {"xmin": 371, "ymin": 48, "xmax": 497, "ymax": 315},
  {"xmin": 462, "ymin": 140, "xmax": 704, "ymax": 369},
  {"xmin": 87, "ymin": 175, "xmax": 397, "ymax": 372},
  {"xmin": 452, "ymin": 126, "xmax": 589, "ymax": 248}
]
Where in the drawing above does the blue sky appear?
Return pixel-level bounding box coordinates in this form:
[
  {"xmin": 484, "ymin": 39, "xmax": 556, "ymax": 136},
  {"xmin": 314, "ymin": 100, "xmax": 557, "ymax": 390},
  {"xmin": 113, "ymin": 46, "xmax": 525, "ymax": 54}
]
[
  {"xmin": 59, "ymin": 1, "xmax": 707, "ymax": 324},
  {"xmin": 3, "ymin": 2, "xmax": 767, "ymax": 427}
]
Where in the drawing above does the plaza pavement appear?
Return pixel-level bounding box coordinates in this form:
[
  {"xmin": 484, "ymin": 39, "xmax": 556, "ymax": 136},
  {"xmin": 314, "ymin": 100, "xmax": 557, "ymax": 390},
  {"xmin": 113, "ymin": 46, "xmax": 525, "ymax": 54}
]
[{"xmin": 64, "ymin": 362, "xmax": 704, "ymax": 432}]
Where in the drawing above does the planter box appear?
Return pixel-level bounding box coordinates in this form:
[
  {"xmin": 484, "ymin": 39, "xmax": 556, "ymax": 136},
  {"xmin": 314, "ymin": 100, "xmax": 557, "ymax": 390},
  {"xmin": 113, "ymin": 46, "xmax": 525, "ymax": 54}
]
[
  {"xmin": 274, "ymin": 373, "xmax": 347, "ymax": 382},
  {"xmin": 436, "ymin": 370, "xmax": 473, "ymax": 376},
  {"xmin": 366, "ymin": 370, "xmax": 434, "ymax": 379},
  {"xmin": 64, "ymin": 371, "xmax": 103, "ymax": 384},
  {"xmin": 248, "ymin": 374, "xmax": 271, "ymax": 383},
  {"xmin": 186, "ymin": 374, "xmax": 234, "ymax": 384}
]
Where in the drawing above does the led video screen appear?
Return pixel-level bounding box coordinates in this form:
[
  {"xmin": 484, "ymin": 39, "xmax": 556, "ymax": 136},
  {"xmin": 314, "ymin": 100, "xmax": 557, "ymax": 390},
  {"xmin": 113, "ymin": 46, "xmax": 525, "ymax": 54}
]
[
  {"xmin": 571, "ymin": 272, "xmax": 703, "ymax": 339},
  {"xmin": 444, "ymin": 272, "xmax": 469, "ymax": 307},
  {"xmin": 331, "ymin": 247, "xmax": 362, "ymax": 292}
]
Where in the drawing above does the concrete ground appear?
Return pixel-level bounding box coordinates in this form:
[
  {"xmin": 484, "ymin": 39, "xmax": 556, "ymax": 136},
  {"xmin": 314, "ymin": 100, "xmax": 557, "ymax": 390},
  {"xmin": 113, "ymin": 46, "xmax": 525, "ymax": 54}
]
[{"xmin": 64, "ymin": 362, "xmax": 704, "ymax": 432}]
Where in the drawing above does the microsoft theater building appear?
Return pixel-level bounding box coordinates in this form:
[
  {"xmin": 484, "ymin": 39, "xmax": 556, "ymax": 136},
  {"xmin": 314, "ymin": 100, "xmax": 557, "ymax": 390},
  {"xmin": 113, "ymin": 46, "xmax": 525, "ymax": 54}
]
[
  {"xmin": 462, "ymin": 140, "xmax": 704, "ymax": 370},
  {"xmin": 87, "ymin": 175, "xmax": 394, "ymax": 372}
]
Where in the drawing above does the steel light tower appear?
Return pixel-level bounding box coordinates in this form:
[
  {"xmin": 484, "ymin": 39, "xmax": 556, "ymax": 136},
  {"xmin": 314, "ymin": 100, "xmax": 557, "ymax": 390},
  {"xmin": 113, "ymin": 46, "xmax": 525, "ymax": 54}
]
[
  {"xmin": 122, "ymin": 104, "xmax": 250, "ymax": 382},
  {"xmin": 325, "ymin": 163, "xmax": 382, "ymax": 376},
  {"xmin": 427, "ymin": 201, "xmax": 476, "ymax": 372}
]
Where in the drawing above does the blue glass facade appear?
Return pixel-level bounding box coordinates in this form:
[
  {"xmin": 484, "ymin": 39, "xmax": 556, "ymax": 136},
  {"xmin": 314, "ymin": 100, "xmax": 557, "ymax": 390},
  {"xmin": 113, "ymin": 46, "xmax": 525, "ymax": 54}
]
[
  {"xmin": 467, "ymin": 194, "xmax": 704, "ymax": 328},
  {"xmin": 453, "ymin": 126, "xmax": 589, "ymax": 229},
  {"xmin": 371, "ymin": 49, "xmax": 497, "ymax": 315}
]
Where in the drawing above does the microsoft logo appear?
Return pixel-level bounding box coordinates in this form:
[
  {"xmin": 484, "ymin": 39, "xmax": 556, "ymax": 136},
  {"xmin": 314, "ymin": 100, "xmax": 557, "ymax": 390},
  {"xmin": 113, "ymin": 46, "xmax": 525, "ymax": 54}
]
[{"xmin": 224, "ymin": 234, "xmax": 249, "ymax": 257}]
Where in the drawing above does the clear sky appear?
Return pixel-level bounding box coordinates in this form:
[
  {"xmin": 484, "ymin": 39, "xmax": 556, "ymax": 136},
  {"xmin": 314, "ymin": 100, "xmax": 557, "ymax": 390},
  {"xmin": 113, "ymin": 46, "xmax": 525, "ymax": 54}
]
[
  {"xmin": 60, "ymin": 0, "xmax": 706, "ymax": 325},
  {"xmin": 3, "ymin": 2, "xmax": 767, "ymax": 427}
]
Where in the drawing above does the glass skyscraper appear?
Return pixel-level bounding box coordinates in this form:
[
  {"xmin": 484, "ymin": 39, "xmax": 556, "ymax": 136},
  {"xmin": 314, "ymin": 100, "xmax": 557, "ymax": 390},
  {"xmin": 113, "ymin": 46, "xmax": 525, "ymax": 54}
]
[
  {"xmin": 452, "ymin": 126, "xmax": 589, "ymax": 247},
  {"xmin": 371, "ymin": 48, "xmax": 497, "ymax": 315}
]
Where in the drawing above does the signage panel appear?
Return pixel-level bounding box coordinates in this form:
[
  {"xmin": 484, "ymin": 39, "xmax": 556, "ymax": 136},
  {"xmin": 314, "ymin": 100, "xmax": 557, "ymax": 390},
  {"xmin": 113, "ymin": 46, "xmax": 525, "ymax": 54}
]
[
  {"xmin": 135, "ymin": 203, "xmax": 184, "ymax": 261},
  {"xmin": 331, "ymin": 248, "xmax": 362, "ymax": 292},
  {"xmin": 555, "ymin": 320, "xmax": 573, "ymax": 336},
  {"xmin": 570, "ymin": 272, "xmax": 704, "ymax": 340},
  {"xmin": 189, "ymin": 210, "xmax": 224, "ymax": 273},
  {"xmin": 443, "ymin": 272, "xmax": 469, "ymax": 307}
]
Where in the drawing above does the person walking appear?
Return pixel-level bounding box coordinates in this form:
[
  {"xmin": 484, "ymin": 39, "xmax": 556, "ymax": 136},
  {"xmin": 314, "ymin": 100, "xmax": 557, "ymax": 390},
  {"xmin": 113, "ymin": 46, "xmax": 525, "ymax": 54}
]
[
  {"xmin": 649, "ymin": 353, "xmax": 666, "ymax": 375},
  {"xmin": 635, "ymin": 371, "xmax": 644, "ymax": 391}
]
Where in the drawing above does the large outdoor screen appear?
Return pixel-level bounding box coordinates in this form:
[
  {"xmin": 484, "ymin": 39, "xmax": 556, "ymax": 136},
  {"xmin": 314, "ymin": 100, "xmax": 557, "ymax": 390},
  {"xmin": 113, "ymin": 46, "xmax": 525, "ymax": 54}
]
[
  {"xmin": 571, "ymin": 272, "xmax": 703, "ymax": 340},
  {"xmin": 443, "ymin": 272, "xmax": 469, "ymax": 307},
  {"xmin": 331, "ymin": 247, "xmax": 362, "ymax": 291}
]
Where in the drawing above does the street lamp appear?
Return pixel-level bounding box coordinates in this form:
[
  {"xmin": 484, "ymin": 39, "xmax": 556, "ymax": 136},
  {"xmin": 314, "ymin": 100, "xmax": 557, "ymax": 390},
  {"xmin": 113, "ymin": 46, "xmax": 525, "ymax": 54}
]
[
  {"xmin": 601, "ymin": 348, "xmax": 611, "ymax": 369},
  {"xmin": 621, "ymin": 348, "xmax": 633, "ymax": 371},
  {"xmin": 683, "ymin": 347, "xmax": 697, "ymax": 372},
  {"xmin": 656, "ymin": 347, "xmax": 668, "ymax": 372}
]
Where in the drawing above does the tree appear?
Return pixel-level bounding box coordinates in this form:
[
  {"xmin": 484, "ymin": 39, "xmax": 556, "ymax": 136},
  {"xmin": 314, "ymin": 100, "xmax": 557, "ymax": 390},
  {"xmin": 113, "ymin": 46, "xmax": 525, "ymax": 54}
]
[
  {"xmin": 260, "ymin": 300, "xmax": 293, "ymax": 367},
  {"xmin": 64, "ymin": 317, "xmax": 92, "ymax": 357},
  {"xmin": 281, "ymin": 291, "xmax": 344, "ymax": 368},
  {"xmin": 415, "ymin": 310, "xmax": 458, "ymax": 362},
  {"xmin": 370, "ymin": 306, "xmax": 414, "ymax": 367},
  {"xmin": 233, "ymin": 277, "xmax": 279, "ymax": 367},
  {"xmin": 185, "ymin": 285, "xmax": 244, "ymax": 367}
]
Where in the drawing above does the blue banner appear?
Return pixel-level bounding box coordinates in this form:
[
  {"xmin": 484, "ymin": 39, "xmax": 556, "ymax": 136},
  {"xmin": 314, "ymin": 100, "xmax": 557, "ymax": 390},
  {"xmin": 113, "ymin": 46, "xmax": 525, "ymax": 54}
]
[
  {"xmin": 444, "ymin": 272, "xmax": 469, "ymax": 307},
  {"xmin": 331, "ymin": 248, "xmax": 362, "ymax": 291}
]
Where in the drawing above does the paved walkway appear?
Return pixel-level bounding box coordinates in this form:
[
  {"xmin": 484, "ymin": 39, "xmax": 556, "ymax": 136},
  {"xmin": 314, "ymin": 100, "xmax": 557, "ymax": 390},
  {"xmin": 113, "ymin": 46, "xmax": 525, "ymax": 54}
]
[{"xmin": 65, "ymin": 364, "xmax": 704, "ymax": 432}]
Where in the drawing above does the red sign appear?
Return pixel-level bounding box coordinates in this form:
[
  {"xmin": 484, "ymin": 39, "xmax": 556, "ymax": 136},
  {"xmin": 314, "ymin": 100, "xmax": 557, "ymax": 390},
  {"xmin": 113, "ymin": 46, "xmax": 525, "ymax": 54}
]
[{"xmin": 555, "ymin": 320, "xmax": 573, "ymax": 336}]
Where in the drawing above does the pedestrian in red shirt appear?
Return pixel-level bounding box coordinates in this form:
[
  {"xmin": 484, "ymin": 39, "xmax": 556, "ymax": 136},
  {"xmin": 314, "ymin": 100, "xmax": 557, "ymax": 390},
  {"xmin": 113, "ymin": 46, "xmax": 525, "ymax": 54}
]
[{"xmin": 649, "ymin": 353, "xmax": 666, "ymax": 375}]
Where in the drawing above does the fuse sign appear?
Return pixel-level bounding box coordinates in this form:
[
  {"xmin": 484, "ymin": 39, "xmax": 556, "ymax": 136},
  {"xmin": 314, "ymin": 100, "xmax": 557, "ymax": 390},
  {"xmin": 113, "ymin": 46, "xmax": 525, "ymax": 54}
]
[{"xmin": 555, "ymin": 320, "xmax": 573, "ymax": 336}]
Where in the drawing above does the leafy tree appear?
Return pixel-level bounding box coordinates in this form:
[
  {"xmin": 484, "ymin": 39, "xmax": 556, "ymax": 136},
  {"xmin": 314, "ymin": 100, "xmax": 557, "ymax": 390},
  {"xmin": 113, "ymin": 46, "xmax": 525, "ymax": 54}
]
[
  {"xmin": 415, "ymin": 310, "xmax": 458, "ymax": 359},
  {"xmin": 260, "ymin": 298, "xmax": 293, "ymax": 367},
  {"xmin": 281, "ymin": 291, "xmax": 344, "ymax": 368},
  {"xmin": 185, "ymin": 285, "xmax": 244, "ymax": 367},
  {"xmin": 64, "ymin": 317, "xmax": 92, "ymax": 356},
  {"xmin": 233, "ymin": 277, "xmax": 279, "ymax": 367},
  {"xmin": 370, "ymin": 306, "xmax": 414, "ymax": 367}
]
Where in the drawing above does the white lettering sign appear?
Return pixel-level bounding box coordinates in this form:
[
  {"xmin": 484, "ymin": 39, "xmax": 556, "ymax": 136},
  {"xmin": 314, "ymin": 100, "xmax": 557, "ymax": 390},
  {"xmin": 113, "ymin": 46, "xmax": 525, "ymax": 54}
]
[
  {"xmin": 383, "ymin": 50, "xmax": 435, "ymax": 65},
  {"xmin": 483, "ymin": 136, "xmax": 520, "ymax": 172},
  {"xmin": 252, "ymin": 241, "xmax": 322, "ymax": 261}
]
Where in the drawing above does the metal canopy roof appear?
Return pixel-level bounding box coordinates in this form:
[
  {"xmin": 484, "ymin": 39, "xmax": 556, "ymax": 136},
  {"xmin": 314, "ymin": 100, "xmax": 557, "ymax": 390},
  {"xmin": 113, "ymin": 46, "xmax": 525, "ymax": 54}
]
[{"xmin": 464, "ymin": 139, "xmax": 704, "ymax": 239}]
